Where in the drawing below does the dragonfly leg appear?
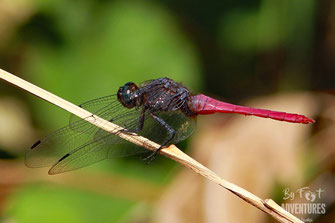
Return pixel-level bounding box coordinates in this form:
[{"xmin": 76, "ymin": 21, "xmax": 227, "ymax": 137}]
[
  {"xmin": 143, "ymin": 112, "xmax": 176, "ymax": 164},
  {"xmin": 120, "ymin": 108, "xmax": 146, "ymax": 133}
]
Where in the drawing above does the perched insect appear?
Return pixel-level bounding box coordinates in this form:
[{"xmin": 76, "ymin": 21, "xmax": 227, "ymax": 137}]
[{"xmin": 26, "ymin": 77, "xmax": 314, "ymax": 174}]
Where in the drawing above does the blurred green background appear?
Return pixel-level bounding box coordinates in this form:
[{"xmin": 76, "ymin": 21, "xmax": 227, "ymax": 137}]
[{"xmin": 0, "ymin": 0, "xmax": 334, "ymax": 222}]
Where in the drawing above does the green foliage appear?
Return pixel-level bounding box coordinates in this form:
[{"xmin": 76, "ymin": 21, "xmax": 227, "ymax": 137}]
[
  {"xmin": 219, "ymin": 0, "xmax": 315, "ymax": 54},
  {"xmin": 24, "ymin": 0, "xmax": 200, "ymax": 128},
  {"xmin": 5, "ymin": 183, "xmax": 135, "ymax": 223}
]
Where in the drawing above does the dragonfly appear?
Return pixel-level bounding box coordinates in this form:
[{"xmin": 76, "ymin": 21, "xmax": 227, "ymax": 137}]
[{"xmin": 25, "ymin": 77, "xmax": 315, "ymax": 174}]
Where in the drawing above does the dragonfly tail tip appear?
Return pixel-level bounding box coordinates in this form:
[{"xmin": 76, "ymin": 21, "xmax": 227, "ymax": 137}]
[{"xmin": 303, "ymin": 116, "xmax": 315, "ymax": 124}]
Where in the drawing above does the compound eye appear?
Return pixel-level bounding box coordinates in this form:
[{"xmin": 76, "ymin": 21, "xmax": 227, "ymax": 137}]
[{"xmin": 117, "ymin": 82, "xmax": 138, "ymax": 108}]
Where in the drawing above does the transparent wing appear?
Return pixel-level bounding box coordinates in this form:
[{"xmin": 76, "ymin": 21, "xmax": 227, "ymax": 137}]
[
  {"xmin": 140, "ymin": 110, "xmax": 197, "ymax": 145},
  {"xmin": 49, "ymin": 110, "xmax": 196, "ymax": 174},
  {"xmin": 48, "ymin": 133, "xmax": 146, "ymax": 175},
  {"xmin": 93, "ymin": 109, "xmax": 197, "ymax": 146},
  {"xmin": 26, "ymin": 94, "xmax": 197, "ymax": 174},
  {"xmin": 25, "ymin": 95, "xmax": 147, "ymax": 169},
  {"xmin": 69, "ymin": 95, "xmax": 118, "ymax": 133}
]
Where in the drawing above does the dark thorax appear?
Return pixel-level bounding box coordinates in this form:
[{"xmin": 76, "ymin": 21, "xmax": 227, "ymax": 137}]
[
  {"xmin": 139, "ymin": 78, "xmax": 196, "ymax": 116},
  {"xmin": 117, "ymin": 77, "xmax": 196, "ymax": 116}
]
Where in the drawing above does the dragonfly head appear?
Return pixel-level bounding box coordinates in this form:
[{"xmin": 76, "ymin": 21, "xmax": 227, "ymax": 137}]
[{"xmin": 117, "ymin": 82, "xmax": 140, "ymax": 108}]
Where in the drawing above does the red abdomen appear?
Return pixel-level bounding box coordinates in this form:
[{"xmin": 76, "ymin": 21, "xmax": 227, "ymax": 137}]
[{"xmin": 191, "ymin": 94, "xmax": 314, "ymax": 124}]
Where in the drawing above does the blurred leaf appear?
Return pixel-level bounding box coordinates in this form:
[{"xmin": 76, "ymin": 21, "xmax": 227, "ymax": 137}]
[
  {"xmin": 220, "ymin": 8, "xmax": 261, "ymax": 52},
  {"xmin": 4, "ymin": 183, "xmax": 135, "ymax": 223},
  {"xmin": 219, "ymin": 0, "xmax": 315, "ymax": 53},
  {"xmin": 23, "ymin": 1, "xmax": 200, "ymax": 128}
]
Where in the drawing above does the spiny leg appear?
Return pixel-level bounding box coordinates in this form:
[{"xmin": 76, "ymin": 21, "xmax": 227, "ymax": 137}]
[
  {"xmin": 119, "ymin": 108, "xmax": 146, "ymax": 134},
  {"xmin": 144, "ymin": 112, "xmax": 176, "ymax": 163}
]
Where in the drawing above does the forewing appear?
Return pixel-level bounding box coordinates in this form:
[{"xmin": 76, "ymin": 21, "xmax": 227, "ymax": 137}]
[
  {"xmin": 69, "ymin": 95, "xmax": 118, "ymax": 133},
  {"xmin": 25, "ymin": 95, "xmax": 146, "ymax": 169},
  {"xmin": 93, "ymin": 108, "xmax": 148, "ymax": 140}
]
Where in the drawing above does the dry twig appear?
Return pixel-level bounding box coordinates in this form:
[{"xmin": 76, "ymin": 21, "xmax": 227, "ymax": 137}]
[{"xmin": 0, "ymin": 68, "xmax": 303, "ymax": 223}]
